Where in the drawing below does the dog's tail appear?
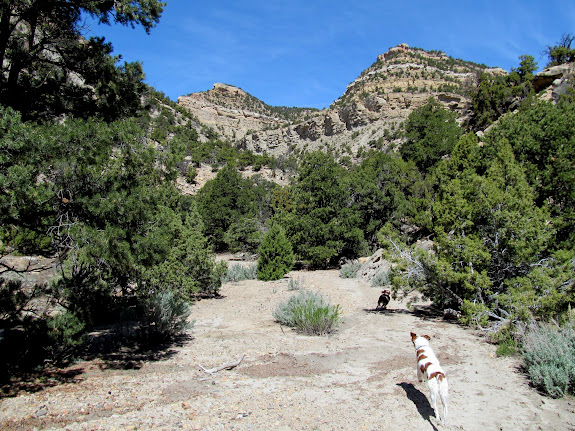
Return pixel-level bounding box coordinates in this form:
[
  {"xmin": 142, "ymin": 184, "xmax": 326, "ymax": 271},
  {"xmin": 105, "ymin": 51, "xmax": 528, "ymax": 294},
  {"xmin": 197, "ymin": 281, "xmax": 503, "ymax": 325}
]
[{"xmin": 439, "ymin": 376, "xmax": 449, "ymax": 426}]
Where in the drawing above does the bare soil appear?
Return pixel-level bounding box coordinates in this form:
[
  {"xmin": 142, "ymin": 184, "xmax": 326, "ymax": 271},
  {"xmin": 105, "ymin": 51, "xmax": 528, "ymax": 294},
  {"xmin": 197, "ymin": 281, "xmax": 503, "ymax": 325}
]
[{"xmin": 1, "ymin": 260, "xmax": 574, "ymax": 430}]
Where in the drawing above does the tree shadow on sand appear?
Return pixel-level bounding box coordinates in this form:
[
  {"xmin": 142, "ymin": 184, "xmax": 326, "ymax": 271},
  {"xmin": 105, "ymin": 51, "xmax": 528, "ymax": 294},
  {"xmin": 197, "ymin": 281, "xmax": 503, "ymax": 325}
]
[
  {"xmin": 0, "ymin": 326, "xmax": 192, "ymax": 398},
  {"xmin": 363, "ymin": 303, "xmax": 444, "ymax": 321},
  {"xmin": 397, "ymin": 382, "xmax": 438, "ymax": 431}
]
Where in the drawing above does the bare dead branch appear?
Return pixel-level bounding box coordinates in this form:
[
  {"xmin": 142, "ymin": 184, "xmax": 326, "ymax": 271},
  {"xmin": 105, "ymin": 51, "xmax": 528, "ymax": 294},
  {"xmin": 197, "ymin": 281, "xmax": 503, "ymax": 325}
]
[{"xmin": 198, "ymin": 355, "xmax": 245, "ymax": 375}]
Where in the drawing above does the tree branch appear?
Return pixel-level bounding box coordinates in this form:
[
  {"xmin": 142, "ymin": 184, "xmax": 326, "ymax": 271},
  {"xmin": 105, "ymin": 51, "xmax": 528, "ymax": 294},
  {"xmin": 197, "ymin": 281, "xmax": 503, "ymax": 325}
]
[{"xmin": 198, "ymin": 355, "xmax": 245, "ymax": 375}]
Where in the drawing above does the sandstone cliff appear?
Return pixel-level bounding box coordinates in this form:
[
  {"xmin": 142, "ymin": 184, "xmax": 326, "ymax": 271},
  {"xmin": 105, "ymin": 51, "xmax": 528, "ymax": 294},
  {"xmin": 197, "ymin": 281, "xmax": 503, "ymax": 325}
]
[
  {"xmin": 177, "ymin": 44, "xmax": 491, "ymax": 159},
  {"xmin": 177, "ymin": 44, "xmax": 574, "ymax": 164}
]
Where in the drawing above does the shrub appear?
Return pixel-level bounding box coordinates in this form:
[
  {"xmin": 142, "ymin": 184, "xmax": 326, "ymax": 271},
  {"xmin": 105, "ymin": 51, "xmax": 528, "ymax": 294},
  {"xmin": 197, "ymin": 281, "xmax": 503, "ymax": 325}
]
[
  {"xmin": 225, "ymin": 217, "xmax": 262, "ymax": 253},
  {"xmin": 257, "ymin": 223, "xmax": 294, "ymax": 281},
  {"xmin": 222, "ymin": 263, "xmax": 258, "ymax": 283},
  {"xmin": 140, "ymin": 290, "xmax": 193, "ymax": 342},
  {"xmin": 521, "ymin": 322, "xmax": 575, "ymax": 398},
  {"xmin": 287, "ymin": 276, "xmax": 305, "ymax": 291},
  {"xmin": 371, "ymin": 270, "xmax": 390, "ymax": 287},
  {"xmin": 0, "ymin": 310, "xmax": 86, "ymax": 370},
  {"xmin": 273, "ymin": 290, "xmax": 341, "ymax": 335},
  {"xmin": 185, "ymin": 166, "xmax": 197, "ymax": 183},
  {"xmin": 340, "ymin": 260, "xmax": 361, "ymax": 278},
  {"xmin": 44, "ymin": 311, "xmax": 87, "ymax": 363}
]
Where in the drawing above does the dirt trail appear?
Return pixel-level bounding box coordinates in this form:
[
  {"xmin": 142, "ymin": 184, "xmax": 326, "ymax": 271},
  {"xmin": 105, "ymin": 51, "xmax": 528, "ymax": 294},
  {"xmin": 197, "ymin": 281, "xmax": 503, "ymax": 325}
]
[{"xmin": 1, "ymin": 266, "xmax": 574, "ymax": 430}]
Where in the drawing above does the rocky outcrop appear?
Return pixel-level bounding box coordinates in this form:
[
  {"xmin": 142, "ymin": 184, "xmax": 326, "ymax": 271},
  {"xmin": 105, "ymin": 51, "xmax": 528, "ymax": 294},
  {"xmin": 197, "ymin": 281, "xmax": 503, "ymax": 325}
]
[
  {"xmin": 532, "ymin": 63, "xmax": 575, "ymax": 100},
  {"xmin": 177, "ymin": 44, "xmax": 491, "ymax": 159}
]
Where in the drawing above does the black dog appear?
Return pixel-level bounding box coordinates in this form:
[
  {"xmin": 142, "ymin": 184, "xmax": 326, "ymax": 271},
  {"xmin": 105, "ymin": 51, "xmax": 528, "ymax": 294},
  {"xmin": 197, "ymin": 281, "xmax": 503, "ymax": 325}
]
[{"xmin": 377, "ymin": 289, "xmax": 391, "ymax": 310}]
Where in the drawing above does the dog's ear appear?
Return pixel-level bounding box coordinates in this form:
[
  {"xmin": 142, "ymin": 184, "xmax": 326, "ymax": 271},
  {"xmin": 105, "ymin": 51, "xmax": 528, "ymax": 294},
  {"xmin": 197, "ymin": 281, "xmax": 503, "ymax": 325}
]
[
  {"xmin": 423, "ymin": 335, "xmax": 431, "ymax": 341},
  {"xmin": 410, "ymin": 332, "xmax": 417, "ymax": 341}
]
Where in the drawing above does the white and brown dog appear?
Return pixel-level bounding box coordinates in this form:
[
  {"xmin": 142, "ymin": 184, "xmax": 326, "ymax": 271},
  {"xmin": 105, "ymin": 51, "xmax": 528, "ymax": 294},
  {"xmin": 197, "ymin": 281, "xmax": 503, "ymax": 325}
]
[{"xmin": 410, "ymin": 332, "xmax": 449, "ymax": 426}]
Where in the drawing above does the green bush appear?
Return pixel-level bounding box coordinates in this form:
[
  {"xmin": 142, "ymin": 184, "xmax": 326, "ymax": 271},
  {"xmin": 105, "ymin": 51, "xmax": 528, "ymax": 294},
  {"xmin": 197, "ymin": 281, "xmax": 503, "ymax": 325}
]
[
  {"xmin": 221, "ymin": 263, "xmax": 258, "ymax": 283},
  {"xmin": 340, "ymin": 260, "xmax": 361, "ymax": 278},
  {"xmin": 45, "ymin": 311, "xmax": 87, "ymax": 363},
  {"xmin": 225, "ymin": 217, "xmax": 262, "ymax": 253},
  {"xmin": 273, "ymin": 290, "xmax": 341, "ymax": 335},
  {"xmin": 140, "ymin": 290, "xmax": 193, "ymax": 342},
  {"xmin": 257, "ymin": 223, "xmax": 294, "ymax": 281},
  {"xmin": 521, "ymin": 323, "xmax": 575, "ymax": 398},
  {"xmin": 185, "ymin": 166, "xmax": 197, "ymax": 183}
]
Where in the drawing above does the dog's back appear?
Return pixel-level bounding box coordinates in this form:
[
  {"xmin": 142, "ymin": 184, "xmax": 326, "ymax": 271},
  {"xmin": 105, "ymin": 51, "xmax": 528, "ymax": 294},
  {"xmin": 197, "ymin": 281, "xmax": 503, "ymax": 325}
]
[
  {"xmin": 410, "ymin": 332, "xmax": 449, "ymax": 426},
  {"xmin": 377, "ymin": 290, "xmax": 390, "ymax": 309}
]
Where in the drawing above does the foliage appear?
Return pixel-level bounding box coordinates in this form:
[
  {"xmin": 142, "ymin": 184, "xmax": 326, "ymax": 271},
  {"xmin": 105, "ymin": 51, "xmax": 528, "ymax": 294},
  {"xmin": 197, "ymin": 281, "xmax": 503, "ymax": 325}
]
[
  {"xmin": 521, "ymin": 322, "xmax": 575, "ymax": 398},
  {"xmin": 140, "ymin": 206, "xmax": 227, "ymax": 300},
  {"xmin": 185, "ymin": 166, "xmax": 198, "ymax": 183},
  {"xmin": 485, "ymin": 99, "xmax": 575, "ymax": 248},
  {"xmin": 433, "ymin": 135, "xmax": 552, "ymax": 308},
  {"xmin": 0, "ymin": 107, "xmax": 227, "ymax": 335},
  {"xmin": 347, "ymin": 151, "xmax": 430, "ymax": 245},
  {"xmin": 399, "ymin": 97, "xmax": 462, "ymax": 172},
  {"xmin": 287, "ymin": 276, "xmax": 305, "ymax": 291},
  {"xmin": 0, "ymin": 308, "xmax": 86, "ymax": 373},
  {"xmin": 273, "ymin": 290, "xmax": 341, "ymax": 335},
  {"xmin": 221, "ymin": 263, "xmax": 258, "ymax": 283},
  {"xmin": 513, "ymin": 55, "xmax": 538, "ymax": 82},
  {"xmin": 44, "ymin": 311, "xmax": 87, "ymax": 363},
  {"xmin": 0, "ymin": 106, "xmax": 54, "ymax": 253},
  {"xmin": 257, "ymin": 223, "xmax": 294, "ymax": 281},
  {"xmin": 467, "ymin": 55, "xmax": 536, "ymax": 131},
  {"xmin": 0, "ymin": 1, "xmax": 165, "ymax": 120},
  {"xmin": 371, "ymin": 270, "xmax": 391, "ymax": 287},
  {"xmin": 382, "ymin": 134, "xmax": 555, "ymax": 327},
  {"xmin": 139, "ymin": 290, "xmax": 193, "ymax": 342},
  {"xmin": 339, "ymin": 260, "xmax": 361, "ymax": 278},
  {"xmin": 280, "ymin": 151, "xmax": 367, "ymax": 267},
  {"xmin": 225, "ymin": 216, "xmax": 262, "ymax": 254},
  {"xmin": 545, "ymin": 34, "xmax": 575, "ymax": 66},
  {"xmin": 196, "ymin": 164, "xmax": 273, "ymax": 251},
  {"xmin": 502, "ymin": 250, "xmax": 575, "ymax": 324}
]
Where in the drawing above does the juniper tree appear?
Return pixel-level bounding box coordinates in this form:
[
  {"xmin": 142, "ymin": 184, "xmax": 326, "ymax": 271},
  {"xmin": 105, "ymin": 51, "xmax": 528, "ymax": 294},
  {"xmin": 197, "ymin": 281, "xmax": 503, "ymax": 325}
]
[{"xmin": 257, "ymin": 223, "xmax": 294, "ymax": 281}]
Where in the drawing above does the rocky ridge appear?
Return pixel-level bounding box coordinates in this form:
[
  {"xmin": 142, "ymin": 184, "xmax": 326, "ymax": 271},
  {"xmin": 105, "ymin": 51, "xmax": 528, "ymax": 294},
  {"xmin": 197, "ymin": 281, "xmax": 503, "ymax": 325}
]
[{"xmin": 177, "ymin": 44, "xmax": 493, "ymax": 159}]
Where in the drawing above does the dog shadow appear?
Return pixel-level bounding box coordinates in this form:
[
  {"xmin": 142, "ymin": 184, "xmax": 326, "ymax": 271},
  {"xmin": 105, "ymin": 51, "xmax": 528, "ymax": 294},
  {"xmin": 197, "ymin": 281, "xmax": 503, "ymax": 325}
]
[
  {"xmin": 363, "ymin": 307, "xmax": 405, "ymax": 314},
  {"xmin": 397, "ymin": 382, "xmax": 438, "ymax": 431}
]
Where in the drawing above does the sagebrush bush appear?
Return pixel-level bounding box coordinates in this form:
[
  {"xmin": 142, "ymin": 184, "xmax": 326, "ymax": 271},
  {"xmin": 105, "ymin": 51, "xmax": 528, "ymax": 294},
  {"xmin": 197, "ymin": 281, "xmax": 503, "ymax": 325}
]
[
  {"xmin": 140, "ymin": 290, "xmax": 193, "ymax": 341},
  {"xmin": 521, "ymin": 322, "xmax": 575, "ymax": 398},
  {"xmin": 221, "ymin": 263, "xmax": 258, "ymax": 283},
  {"xmin": 371, "ymin": 270, "xmax": 390, "ymax": 287},
  {"xmin": 340, "ymin": 260, "xmax": 361, "ymax": 278},
  {"xmin": 287, "ymin": 276, "xmax": 305, "ymax": 291},
  {"xmin": 273, "ymin": 290, "xmax": 341, "ymax": 335}
]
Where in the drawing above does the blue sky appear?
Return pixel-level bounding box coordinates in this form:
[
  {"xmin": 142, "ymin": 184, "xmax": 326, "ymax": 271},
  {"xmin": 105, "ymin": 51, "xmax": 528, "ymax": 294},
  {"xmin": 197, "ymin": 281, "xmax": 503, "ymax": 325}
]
[{"xmin": 84, "ymin": 0, "xmax": 575, "ymax": 109}]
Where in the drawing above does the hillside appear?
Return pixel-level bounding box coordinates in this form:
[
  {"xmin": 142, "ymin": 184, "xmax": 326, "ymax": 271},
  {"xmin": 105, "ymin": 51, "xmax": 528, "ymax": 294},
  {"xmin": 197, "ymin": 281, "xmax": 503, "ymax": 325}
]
[{"xmin": 177, "ymin": 44, "xmax": 496, "ymax": 160}]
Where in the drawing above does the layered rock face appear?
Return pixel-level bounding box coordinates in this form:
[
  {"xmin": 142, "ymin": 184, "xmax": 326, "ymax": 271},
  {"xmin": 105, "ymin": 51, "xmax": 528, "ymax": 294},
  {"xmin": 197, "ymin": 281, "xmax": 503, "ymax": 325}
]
[{"xmin": 178, "ymin": 44, "xmax": 492, "ymax": 158}]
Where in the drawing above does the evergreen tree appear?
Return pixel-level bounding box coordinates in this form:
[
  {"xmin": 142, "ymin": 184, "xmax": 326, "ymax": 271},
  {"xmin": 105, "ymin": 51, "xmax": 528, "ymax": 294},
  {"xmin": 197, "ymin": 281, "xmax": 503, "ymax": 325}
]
[
  {"xmin": 486, "ymin": 99, "xmax": 575, "ymax": 247},
  {"xmin": 347, "ymin": 151, "xmax": 429, "ymax": 245},
  {"xmin": 257, "ymin": 223, "xmax": 294, "ymax": 281},
  {"xmin": 0, "ymin": 1, "xmax": 165, "ymax": 119},
  {"xmin": 282, "ymin": 151, "xmax": 366, "ymax": 267},
  {"xmin": 399, "ymin": 97, "xmax": 462, "ymax": 173},
  {"xmin": 141, "ymin": 203, "xmax": 227, "ymax": 299},
  {"xmin": 467, "ymin": 55, "xmax": 536, "ymax": 131},
  {"xmin": 196, "ymin": 164, "xmax": 257, "ymax": 251},
  {"xmin": 431, "ymin": 136, "xmax": 552, "ymax": 315},
  {"xmin": 545, "ymin": 33, "xmax": 575, "ymax": 66}
]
